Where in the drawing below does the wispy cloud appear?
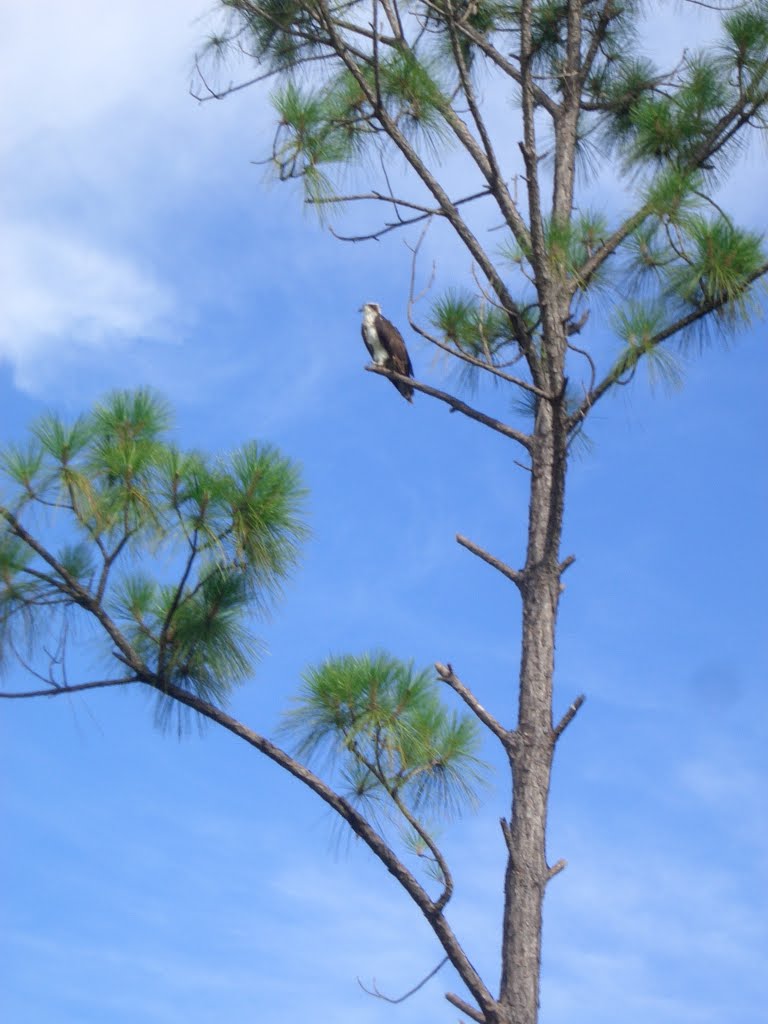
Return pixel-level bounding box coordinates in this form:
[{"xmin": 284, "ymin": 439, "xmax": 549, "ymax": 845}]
[
  {"xmin": 0, "ymin": 1, "xmax": 239, "ymax": 395},
  {"xmin": 0, "ymin": 222, "xmax": 176, "ymax": 391}
]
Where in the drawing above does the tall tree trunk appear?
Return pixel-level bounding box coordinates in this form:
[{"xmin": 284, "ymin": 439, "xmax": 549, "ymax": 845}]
[{"xmin": 499, "ymin": 389, "xmax": 568, "ymax": 1024}]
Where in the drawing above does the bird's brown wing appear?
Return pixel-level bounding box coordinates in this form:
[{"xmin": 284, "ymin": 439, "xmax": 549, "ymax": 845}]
[
  {"xmin": 376, "ymin": 314, "xmax": 414, "ymax": 401},
  {"xmin": 377, "ymin": 315, "xmax": 413, "ymax": 377}
]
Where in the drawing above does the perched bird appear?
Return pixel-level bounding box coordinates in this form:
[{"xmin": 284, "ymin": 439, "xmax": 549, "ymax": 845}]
[{"xmin": 359, "ymin": 302, "xmax": 414, "ymax": 402}]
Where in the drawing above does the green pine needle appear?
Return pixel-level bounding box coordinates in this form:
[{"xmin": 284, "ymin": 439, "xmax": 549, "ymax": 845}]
[
  {"xmin": 282, "ymin": 652, "xmax": 488, "ymax": 822},
  {"xmin": 1, "ymin": 389, "xmax": 307, "ymax": 711}
]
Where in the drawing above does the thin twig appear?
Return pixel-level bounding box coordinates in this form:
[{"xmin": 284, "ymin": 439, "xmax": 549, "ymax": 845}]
[
  {"xmin": 358, "ymin": 956, "xmax": 449, "ymax": 1003},
  {"xmin": 566, "ymin": 337, "xmax": 596, "ymax": 398},
  {"xmin": 0, "ymin": 677, "xmax": 140, "ymax": 699},
  {"xmin": 405, "ymin": 258, "xmax": 546, "ymax": 397},
  {"xmin": 325, "ymin": 188, "xmax": 492, "ymax": 242}
]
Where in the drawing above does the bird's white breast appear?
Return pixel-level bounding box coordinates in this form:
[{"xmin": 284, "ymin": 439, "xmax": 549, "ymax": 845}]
[{"xmin": 362, "ymin": 312, "xmax": 389, "ymax": 364}]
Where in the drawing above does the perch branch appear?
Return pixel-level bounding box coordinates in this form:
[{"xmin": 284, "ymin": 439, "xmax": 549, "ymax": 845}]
[{"xmin": 366, "ymin": 366, "xmax": 532, "ymax": 449}]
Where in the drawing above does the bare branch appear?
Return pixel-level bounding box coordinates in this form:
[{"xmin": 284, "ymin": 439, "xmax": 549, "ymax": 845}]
[
  {"xmin": 358, "ymin": 956, "xmax": 449, "ymax": 1003},
  {"xmin": 546, "ymin": 858, "xmax": 567, "ymax": 881},
  {"xmin": 455, "ymin": 533, "xmax": 525, "ymax": 589},
  {"xmin": 553, "ymin": 694, "xmax": 586, "ymax": 738},
  {"xmin": 567, "ymin": 336, "xmax": 596, "ymax": 397},
  {"xmin": 0, "ymin": 677, "xmax": 140, "ymax": 699},
  {"xmin": 410, "ymin": 313, "xmax": 546, "ymax": 395},
  {"xmin": 365, "ymin": 365, "xmax": 532, "ymax": 449},
  {"xmin": 559, "ymin": 554, "xmax": 576, "ymax": 574},
  {"xmin": 191, "ymin": 57, "xmax": 292, "ymax": 103},
  {"xmin": 96, "ymin": 527, "xmax": 137, "ymax": 605},
  {"xmin": 378, "ymin": 0, "xmax": 405, "ymax": 40},
  {"xmin": 406, "ymin": 219, "xmax": 438, "ymax": 307},
  {"xmin": 443, "ymin": 0, "xmax": 532, "ymax": 251},
  {"xmin": 321, "ymin": 188, "xmax": 493, "ymax": 242},
  {"xmin": 311, "ymin": 191, "xmax": 431, "ymax": 215},
  {"xmin": 445, "ymin": 991, "xmax": 486, "ymax": 1023},
  {"xmin": 435, "ymin": 662, "xmax": 510, "ymax": 747},
  {"xmin": 335, "ymin": 17, "xmax": 399, "ymax": 45},
  {"xmin": 7, "ymin": 631, "xmax": 68, "ymax": 691}
]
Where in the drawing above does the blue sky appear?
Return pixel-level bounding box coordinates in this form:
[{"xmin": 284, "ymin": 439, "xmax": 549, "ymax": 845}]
[{"xmin": 1, "ymin": 3, "xmax": 766, "ymax": 1023}]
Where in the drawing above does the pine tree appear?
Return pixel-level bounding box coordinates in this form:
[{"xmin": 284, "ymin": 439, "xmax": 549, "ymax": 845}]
[
  {"xmin": 4, "ymin": 3, "xmax": 768, "ymax": 1023},
  {"xmin": 194, "ymin": 3, "xmax": 768, "ymax": 1019}
]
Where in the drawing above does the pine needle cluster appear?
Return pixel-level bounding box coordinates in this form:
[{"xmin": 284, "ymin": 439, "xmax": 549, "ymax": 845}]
[{"xmin": 0, "ymin": 389, "xmax": 307, "ymax": 706}]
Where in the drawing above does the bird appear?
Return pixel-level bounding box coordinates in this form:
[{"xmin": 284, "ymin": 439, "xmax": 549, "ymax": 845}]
[{"xmin": 359, "ymin": 302, "xmax": 414, "ymax": 402}]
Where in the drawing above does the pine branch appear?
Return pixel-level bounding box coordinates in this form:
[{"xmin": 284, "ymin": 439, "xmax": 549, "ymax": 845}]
[
  {"xmin": 148, "ymin": 675, "xmax": 498, "ymax": 1019},
  {"xmin": 2, "ymin": 506, "xmax": 149, "ymax": 677},
  {"xmin": 572, "ymin": 258, "xmax": 768, "ymax": 424}
]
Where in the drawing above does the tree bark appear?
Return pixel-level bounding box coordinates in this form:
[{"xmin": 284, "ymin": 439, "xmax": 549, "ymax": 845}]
[{"xmin": 499, "ymin": 384, "xmax": 568, "ymax": 1024}]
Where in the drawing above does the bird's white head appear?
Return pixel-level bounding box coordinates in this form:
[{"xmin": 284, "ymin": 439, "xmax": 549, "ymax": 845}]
[{"xmin": 359, "ymin": 302, "xmax": 381, "ymax": 315}]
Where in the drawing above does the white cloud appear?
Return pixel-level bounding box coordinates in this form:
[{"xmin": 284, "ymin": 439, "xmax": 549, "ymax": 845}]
[
  {"xmin": 0, "ymin": 222, "xmax": 175, "ymax": 392},
  {"xmin": 0, "ymin": 1, "xmax": 243, "ymax": 395}
]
